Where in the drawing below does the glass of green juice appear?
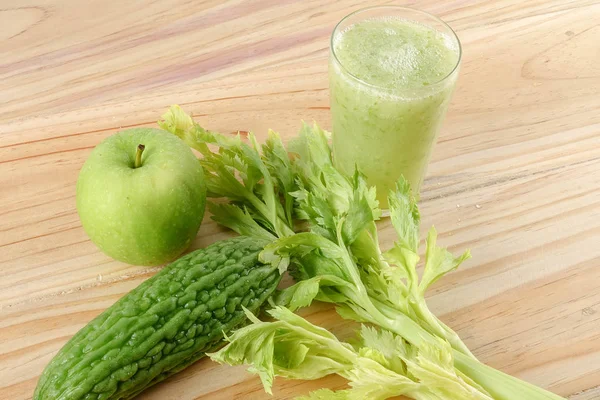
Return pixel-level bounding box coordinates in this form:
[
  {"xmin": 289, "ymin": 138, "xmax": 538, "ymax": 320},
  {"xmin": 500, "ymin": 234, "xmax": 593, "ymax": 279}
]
[{"xmin": 329, "ymin": 6, "xmax": 461, "ymax": 210}]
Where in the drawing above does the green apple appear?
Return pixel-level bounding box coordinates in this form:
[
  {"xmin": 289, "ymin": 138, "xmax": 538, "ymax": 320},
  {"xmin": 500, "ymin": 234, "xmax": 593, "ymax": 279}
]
[{"xmin": 76, "ymin": 128, "xmax": 206, "ymax": 266}]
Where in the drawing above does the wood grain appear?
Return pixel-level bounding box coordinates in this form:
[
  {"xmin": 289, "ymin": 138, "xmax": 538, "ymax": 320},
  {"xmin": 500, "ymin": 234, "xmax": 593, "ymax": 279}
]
[{"xmin": 1, "ymin": 0, "xmax": 599, "ymax": 399}]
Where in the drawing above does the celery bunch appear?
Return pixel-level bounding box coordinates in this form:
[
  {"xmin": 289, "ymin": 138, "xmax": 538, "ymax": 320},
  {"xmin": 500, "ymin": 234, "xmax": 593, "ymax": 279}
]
[{"xmin": 159, "ymin": 106, "xmax": 565, "ymax": 400}]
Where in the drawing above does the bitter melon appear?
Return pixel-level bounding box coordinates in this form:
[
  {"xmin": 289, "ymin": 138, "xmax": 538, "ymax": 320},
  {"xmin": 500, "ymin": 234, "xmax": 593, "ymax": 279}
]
[{"xmin": 34, "ymin": 236, "xmax": 279, "ymax": 400}]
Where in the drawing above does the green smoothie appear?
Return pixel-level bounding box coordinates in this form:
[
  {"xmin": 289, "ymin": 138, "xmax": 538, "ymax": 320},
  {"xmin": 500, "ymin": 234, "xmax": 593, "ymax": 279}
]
[{"xmin": 330, "ymin": 14, "xmax": 460, "ymax": 208}]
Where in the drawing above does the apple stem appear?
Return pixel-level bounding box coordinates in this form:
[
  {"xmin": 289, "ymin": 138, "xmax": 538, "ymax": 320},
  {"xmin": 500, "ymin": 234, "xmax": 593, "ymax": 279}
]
[{"xmin": 134, "ymin": 144, "xmax": 145, "ymax": 168}]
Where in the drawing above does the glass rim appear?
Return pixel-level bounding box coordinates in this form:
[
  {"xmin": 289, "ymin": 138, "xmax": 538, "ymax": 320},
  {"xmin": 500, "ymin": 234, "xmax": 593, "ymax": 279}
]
[{"xmin": 330, "ymin": 5, "xmax": 462, "ymax": 92}]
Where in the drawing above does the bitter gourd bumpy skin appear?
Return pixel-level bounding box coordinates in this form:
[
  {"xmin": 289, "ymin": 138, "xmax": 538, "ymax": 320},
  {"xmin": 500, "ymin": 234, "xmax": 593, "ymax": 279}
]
[{"xmin": 34, "ymin": 236, "xmax": 279, "ymax": 400}]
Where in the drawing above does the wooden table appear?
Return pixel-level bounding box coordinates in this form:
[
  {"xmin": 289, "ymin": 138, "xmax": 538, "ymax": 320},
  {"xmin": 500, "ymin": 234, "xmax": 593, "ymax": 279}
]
[{"xmin": 1, "ymin": 1, "xmax": 599, "ymax": 399}]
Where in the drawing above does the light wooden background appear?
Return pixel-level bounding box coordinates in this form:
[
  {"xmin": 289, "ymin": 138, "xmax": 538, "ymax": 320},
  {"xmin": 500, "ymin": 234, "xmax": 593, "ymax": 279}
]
[{"xmin": 1, "ymin": 0, "xmax": 599, "ymax": 399}]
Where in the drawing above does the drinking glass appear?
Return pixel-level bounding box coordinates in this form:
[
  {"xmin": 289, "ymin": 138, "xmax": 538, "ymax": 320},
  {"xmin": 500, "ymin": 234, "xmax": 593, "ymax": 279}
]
[{"xmin": 329, "ymin": 6, "xmax": 461, "ymax": 209}]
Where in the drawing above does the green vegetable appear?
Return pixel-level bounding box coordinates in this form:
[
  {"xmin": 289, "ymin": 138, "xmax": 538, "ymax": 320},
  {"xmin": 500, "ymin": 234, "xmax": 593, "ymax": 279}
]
[
  {"xmin": 34, "ymin": 236, "xmax": 280, "ymax": 400},
  {"xmin": 267, "ymin": 124, "xmax": 564, "ymax": 399},
  {"xmin": 212, "ymin": 306, "xmax": 493, "ymax": 400},
  {"xmin": 158, "ymin": 105, "xmax": 295, "ymax": 239},
  {"xmin": 160, "ymin": 107, "xmax": 565, "ymax": 400}
]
